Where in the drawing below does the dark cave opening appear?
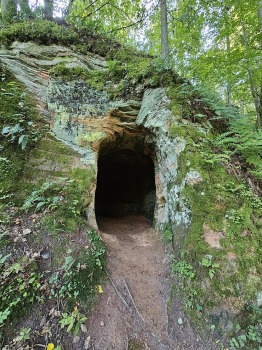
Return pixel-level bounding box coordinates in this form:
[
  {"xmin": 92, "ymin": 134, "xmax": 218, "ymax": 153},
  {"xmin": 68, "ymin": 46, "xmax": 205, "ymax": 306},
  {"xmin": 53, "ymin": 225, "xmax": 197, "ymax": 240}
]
[{"xmin": 95, "ymin": 149, "xmax": 156, "ymax": 221}]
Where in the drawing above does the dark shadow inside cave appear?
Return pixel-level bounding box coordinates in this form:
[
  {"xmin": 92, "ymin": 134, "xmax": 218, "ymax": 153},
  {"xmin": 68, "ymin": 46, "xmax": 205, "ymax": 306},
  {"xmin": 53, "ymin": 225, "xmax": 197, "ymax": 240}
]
[{"xmin": 95, "ymin": 149, "xmax": 156, "ymax": 223}]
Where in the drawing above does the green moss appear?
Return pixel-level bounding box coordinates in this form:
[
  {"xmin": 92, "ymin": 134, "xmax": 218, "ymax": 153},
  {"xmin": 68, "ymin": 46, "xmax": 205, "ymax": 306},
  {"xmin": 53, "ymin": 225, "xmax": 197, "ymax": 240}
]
[
  {"xmin": 68, "ymin": 167, "xmax": 95, "ymax": 193},
  {"xmin": 169, "ymin": 120, "xmax": 262, "ymax": 340},
  {"xmin": 77, "ymin": 131, "xmax": 106, "ymax": 146},
  {"xmin": 49, "ymin": 65, "xmax": 108, "ymax": 91},
  {"xmin": 0, "ymin": 20, "xmax": 78, "ymax": 47},
  {"xmin": 0, "ymin": 64, "xmax": 44, "ymax": 209},
  {"xmin": 36, "ymin": 135, "xmax": 79, "ymax": 155},
  {"xmin": 128, "ymin": 340, "xmax": 145, "ymax": 350}
]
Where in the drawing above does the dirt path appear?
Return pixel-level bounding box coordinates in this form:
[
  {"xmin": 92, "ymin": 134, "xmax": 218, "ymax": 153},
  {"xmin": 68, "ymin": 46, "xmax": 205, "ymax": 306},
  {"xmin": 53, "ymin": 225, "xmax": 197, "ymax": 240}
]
[{"xmin": 87, "ymin": 214, "xmax": 218, "ymax": 350}]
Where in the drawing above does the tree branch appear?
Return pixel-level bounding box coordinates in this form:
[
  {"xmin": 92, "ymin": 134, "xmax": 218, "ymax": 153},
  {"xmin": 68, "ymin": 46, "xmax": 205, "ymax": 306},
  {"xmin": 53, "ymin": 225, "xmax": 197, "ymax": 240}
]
[{"xmin": 105, "ymin": 2, "xmax": 158, "ymax": 34}]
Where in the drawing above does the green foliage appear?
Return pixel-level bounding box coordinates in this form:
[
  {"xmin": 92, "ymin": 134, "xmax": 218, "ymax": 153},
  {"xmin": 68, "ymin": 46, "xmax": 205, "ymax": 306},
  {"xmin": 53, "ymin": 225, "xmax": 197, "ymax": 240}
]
[
  {"xmin": 1, "ymin": 0, "xmax": 17, "ymax": 24},
  {"xmin": 0, "ymin": 19, "xmax": 128, "ymax": 58},
  {"xmin": 168, "ymin": 118, "xmax": 262, "ymax": 341},
  {"xmin": 69, "ymin": 229, "xmax": 106, "ymax": 303},
  {"xmin": 59, "ymin": 308, "xmax": 87, "ymax": 336},
  {"xmin": 0, "ymin": 65, "xmax": 43, "ymax": 214},
  {"xmin": 162, "ymin": 223, "xmax": 173, "ymax": 244},
  {"xmin": 172, "ymin": 260, "xmax": 195, "ymax": 280},
  {"xmin": 49, "ymin": 64, "xmax": 107, "ymax": 90},
  {"xmin": 0, "ymin": 253, "xmax": 41, "ymax": 330},
  {"xmin": 22, "ymin": 181, "xmax": 64, "ymax": 212},
  {"xmin": 0, "ymin": 20, "xmax": 78, "ymax": 46},
  {"xmin": 47, "ymin": 229, "xmax": 106, "ymax": 305},
  {"xmin": 169, "ymin": 82, "xmax": 239, "ymax": 131},
  {"xmin": 14, "ymin": 328, "xmax": 31, "ymax": 342},
  {"xmin": 200, "ymin": 256, "xmax": 220, "ymax": 280},
  {"xmin": 67, "ymin": 0, "xmax": 147, "ymax": 45},
  {"xmin": 214, "ymin": 115, "xmax": 262, "ymax": 179},
  {"xmin": 22, "ymin": 167, "xmax": 95, "ymax": 233},
  {"xmin": 229, "ymin": 305, "xmax": 262, "ymax": 349},
  {"xmin": 1, "ymin": 120, "xmax": 38, "ymax": 150}
]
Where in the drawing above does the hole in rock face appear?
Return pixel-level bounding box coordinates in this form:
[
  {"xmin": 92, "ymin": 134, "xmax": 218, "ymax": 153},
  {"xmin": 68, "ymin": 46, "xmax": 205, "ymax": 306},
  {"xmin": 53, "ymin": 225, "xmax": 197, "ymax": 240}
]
[{"xmin": 95, "ymin": 149, "xmax": 156, "ymax": 223}]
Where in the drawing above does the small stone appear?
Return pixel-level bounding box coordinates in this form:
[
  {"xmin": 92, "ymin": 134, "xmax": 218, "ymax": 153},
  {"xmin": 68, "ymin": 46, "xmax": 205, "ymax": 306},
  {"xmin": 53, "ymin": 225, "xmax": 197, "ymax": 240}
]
[
  {"xmin": 185, "ymin": 170, "xmax": 203, "ymax": 186},
  {"xmin": 178, "ymin": 317, "xmax": 183, "ymax": 325},
  {"xmin": 84, "ymin": 336, "xmax": 91, "ymax": 349},
  {"xmin": 23, "ymin": 228, "xmax": 31, "ymax": 235},
  {"xmin": 242, "ymin": 229, "xmax": 249, "ymax": 237},
  {"xmin": 203, "ymin": 223, "xmax": 224, "ymax": 249},
  {"xmin": 257, "ymin": 291, "xmax": 262, "ymax": 307},
  {"xmin": 227, "ymin": 252, "xmax": 237, "ymax": 261},
  {"xmin": 41, "ymin": 249, "xmax": 50, "ymax": 260},
  {"xmin": 73, "ymin": 336, "xmax": 80, "ymax": 344},
  {"xmin": 100, "ymin": 321, "xmax": 104, "ymax": 327}
]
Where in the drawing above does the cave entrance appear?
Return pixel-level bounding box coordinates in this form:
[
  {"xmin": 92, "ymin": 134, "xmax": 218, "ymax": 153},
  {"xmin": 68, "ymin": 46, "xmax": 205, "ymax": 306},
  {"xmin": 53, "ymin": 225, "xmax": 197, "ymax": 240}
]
[{"xmin": 95, "ymin": 147, "xmax": 156, "ymax": 226}]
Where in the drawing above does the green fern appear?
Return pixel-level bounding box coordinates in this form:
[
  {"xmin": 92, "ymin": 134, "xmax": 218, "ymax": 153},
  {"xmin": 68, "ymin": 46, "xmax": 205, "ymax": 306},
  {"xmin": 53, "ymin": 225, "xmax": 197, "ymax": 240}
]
[{"xmin": 214, "ymin": 115, "xmax": 262, "ymax": 180}]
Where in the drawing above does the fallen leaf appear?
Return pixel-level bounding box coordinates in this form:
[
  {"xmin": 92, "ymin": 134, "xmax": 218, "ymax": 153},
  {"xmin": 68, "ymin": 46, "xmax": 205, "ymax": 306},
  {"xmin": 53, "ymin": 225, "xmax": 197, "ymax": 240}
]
[
  {"xmin": 97, "ymin": 285, "xmax": 103, "ymax": 294},
  {"xmin": 46, "ymin": 343, "xmax": 54, "ymax": 350},
  {"xmin": 84, "ymin": 336, "xmax": 91, "ymax": 349},
  {"xmin": 81, "ymin": 324, "xmax": 88, "ymax": 333}
]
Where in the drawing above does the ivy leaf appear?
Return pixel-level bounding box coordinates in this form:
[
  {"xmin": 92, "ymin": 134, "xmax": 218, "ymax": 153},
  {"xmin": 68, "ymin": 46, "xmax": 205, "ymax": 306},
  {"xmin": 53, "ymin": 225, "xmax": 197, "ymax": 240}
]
[{"xmin": 18, "ymin": 134, "xmax": 28, "ymax": 150}]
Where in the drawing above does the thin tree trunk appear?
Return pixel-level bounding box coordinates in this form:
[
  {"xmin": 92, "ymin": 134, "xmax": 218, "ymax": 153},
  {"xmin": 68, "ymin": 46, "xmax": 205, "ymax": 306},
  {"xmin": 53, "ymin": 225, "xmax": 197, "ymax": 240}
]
[
  {"xmin": 241, "ymin": 21, "xmax": 262, "ymax": 129},
  {"xmin": 257, "ymin": 0, "xmax": 262, "ymax": 128},
  {"xmin": 44, "ymin": 0, "xmax": 53, "ymax": 19},
  {"xmin": 226, "ymin": 34, "xmax": 232, "ymax": 105},
  {"xmin": 160, "ymin": 0, "xmax": 169, "ymax": 62}
]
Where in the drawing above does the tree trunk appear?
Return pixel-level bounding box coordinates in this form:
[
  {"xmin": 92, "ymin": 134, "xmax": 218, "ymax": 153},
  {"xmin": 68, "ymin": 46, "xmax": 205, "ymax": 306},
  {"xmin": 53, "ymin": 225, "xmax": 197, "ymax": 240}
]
[
  {"xmin": 160, "ymin": 0, "xmax": 169, "ymax": 62},
  {"xmin": 226, "ymin": 34, "xmax": 232, "ymax": 105},
  {"xmin": 44, "ymin": 0, "xmax": 53, "ymax": 20},
  {"xmin": 1, "ymin": 0, "xmax": 17, "ymax": 24},
  {"xmin": 257, "ymin": 0, "xmax": 262, "ymax": 128},
  {"xmin": 241, "ymin": 21, "xmax": 262, "ymax": 129}
]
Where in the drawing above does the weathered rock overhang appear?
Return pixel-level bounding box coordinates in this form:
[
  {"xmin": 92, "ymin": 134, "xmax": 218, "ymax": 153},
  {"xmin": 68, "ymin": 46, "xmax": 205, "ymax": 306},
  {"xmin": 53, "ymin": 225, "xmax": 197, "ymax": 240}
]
[{"xmin": 0, "ymin": 42, "xmax": 191, "ymax": 235}]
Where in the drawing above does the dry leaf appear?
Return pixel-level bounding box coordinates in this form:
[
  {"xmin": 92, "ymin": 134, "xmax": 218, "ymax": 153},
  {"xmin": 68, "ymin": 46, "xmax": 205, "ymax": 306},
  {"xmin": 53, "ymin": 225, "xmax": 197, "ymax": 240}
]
[
  {"xmin": 84, "ymin": 336, "xmax": 91, "ymax": 349},
  {"xmin": 81, "ymin": 324, "xmax": 88, "ymax": 333},
  {"xmin": 73, "ymin": 336, "xmax": 80, "ymax": 344}
]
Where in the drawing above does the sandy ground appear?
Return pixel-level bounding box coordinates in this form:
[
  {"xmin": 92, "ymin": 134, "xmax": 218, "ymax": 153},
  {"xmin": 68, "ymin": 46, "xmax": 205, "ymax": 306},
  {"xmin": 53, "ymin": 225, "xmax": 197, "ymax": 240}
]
[{"xmin": 86, "ymin": 214, "xmax": 219, "ymax": 350}]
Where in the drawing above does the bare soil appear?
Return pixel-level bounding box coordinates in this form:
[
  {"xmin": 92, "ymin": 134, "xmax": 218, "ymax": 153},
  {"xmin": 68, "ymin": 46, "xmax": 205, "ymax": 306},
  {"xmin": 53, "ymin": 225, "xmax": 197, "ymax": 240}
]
[{"xmin": 87, "ymin": 214, "xmax": 219, "ymax": 350}]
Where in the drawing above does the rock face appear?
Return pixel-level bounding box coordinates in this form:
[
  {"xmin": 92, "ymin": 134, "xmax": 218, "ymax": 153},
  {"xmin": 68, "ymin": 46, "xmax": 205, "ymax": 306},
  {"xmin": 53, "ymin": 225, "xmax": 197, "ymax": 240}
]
[
  {"xmin": 0, "ymin": 41, "xmax": 107, "ymax": 110},
  {"xmin": 0, "ymin": 42, "xmax": 193, "ymax": 236},
  {"xmin": 137, "ymin": 88, "xmax": 190, "ymax": 234},
  {"xmin": 2, "ymin": 39, "xmax": 262, "ymax": 343}
]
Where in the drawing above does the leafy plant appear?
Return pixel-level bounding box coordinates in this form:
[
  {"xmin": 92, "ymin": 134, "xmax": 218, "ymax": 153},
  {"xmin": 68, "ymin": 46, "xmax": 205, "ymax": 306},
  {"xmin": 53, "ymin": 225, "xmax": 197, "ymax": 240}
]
[
  {"xmin": 200, "ymin": 150, "xmax": 231, "ymax": 167},
  {"xmin": 214, "ymin": 115, "xmax": 262, "ymax": 181},
  {"xmin": 48, "ymin": 230, "xmax": 106, "ymax": 304},
  {"xmin": 14, "ymin": 327, "xmax": 31, "ymax": 342},
  {"xmin": 1, "ymin": 122, "xmax": 30, "ymax": 150},
  {"xmin": 229, "ymin": 305, "xmax": 262, "ymax": 349},
  {"xmin": 162, "ymin": 223, "xmax": 173, "ymax": 244},
  {"xmin": 172, "ymin": 260, "xmax": 195, "ymax": 280},
  {"xmin": 200, "ymin": 256, "xmax": 220, "ymax": 279},
  {"xmin": 59, "ymin": 307, "xmax": 87, "ymax": 336},
  {"xmin": 22, "ymin": 181, "xmax": 61, "ymax": 211},
  {"xmin": 225, "ymin": 209, "xmax": 245, "ymax": 224},
  {"xmin": 0, "ymin": 253, "xmax": 42, "ymax": 329}
]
